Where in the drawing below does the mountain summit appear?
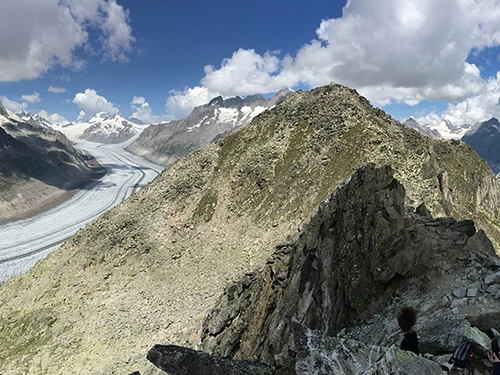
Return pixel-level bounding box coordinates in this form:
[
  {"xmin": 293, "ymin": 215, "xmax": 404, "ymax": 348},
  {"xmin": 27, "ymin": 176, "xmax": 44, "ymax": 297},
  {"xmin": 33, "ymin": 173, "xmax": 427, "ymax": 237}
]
[
  {"xmin": 0, "ymin": 84, "xmax": 499, "ymax": 374},
  {"xmin": 80, "ymin": 112, "xmax": 141, "ymax": 144},
  {"xmin": 126, "ymin": 89, "xmax": 294, "ymax": 165}
]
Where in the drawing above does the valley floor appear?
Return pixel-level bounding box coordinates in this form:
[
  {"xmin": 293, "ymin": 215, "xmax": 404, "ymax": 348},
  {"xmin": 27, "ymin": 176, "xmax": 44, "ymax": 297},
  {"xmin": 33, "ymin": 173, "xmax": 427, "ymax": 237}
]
[{"xmin": 0, "ymin": 137, "xmax": 163, "ymax": 283}]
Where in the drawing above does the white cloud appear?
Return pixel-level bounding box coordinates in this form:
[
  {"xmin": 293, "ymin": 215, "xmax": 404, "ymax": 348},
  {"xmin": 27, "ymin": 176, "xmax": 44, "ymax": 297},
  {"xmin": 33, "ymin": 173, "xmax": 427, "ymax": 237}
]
[
  {"xmin": 201, "ymin": 49, "xmax": 297, "ymax": 97},
  {"xmin": 21, "ymin": 92, "xmax": 41, "ymax": 103},
  {"xmin": 416, "ymin": 72, "xmax": 500, "ymax": 126},
  {"xmin": 77, "ymin": 110, "xmax": 87, "ymax": 122},
  {"xmin": 130, "ymin": 97, "xmax": 170, "ymax": 124},
  {"xmin": 131, "ymin": 96, "xmax": 146, "ymax": 105},
  {"xmin": 38, "ymin": 110, "xmax": 68, "ymax": 124},
  {"xmin": 166, "ymin": 0, "xmax": 500, "ymax": 119},
  {"xmin": 73, "ymin": 88, "xmax": 118, "ymax": 121},
  {"xmin": 0, "ymin": 0, "xmax": 134, "ymax": 82},
  {"xmin": 166, "ymin": 86, "xmax": 220, "ymax": 120},
  {"xmin": 48, "ymin": 86, "xmax": 66, "ymax": 93},
  {"xmin": 0, "ymin": 96, "xmax": 27, "ymax": 113}
]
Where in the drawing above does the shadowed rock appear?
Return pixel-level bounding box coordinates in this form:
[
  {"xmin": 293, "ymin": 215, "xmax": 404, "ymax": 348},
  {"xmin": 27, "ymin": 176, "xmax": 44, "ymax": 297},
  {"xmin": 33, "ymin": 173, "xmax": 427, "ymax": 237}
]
[{"xmin": 147, "ymin": 344, "xmax": 276, "ymax": 375}]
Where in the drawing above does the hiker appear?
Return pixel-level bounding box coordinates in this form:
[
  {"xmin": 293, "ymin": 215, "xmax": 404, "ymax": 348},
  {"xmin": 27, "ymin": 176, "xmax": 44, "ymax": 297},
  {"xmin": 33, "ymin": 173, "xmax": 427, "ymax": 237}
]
[
  {"xmin": 397, "ymin": 305, "xmax": 419, "ymax": 355},
  {"xmin": 488, "ymin": 352, "xmax": 500, "ymax": 375}
]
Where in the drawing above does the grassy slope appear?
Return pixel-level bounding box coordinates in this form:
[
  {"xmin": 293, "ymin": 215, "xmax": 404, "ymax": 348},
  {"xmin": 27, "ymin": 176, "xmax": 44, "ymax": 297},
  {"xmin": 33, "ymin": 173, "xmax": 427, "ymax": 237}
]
[{"xmin": 0, "ymin": 85, "xmax": 499, "ymax": 375}]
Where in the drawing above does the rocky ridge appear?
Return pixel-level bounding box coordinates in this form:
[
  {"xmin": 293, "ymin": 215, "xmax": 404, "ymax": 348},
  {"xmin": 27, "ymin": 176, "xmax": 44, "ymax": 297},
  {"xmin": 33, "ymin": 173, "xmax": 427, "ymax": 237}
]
[
  {"xmin": 199, "ymin": 164, "xmax": 500, "ymax": 374},
  {"xmin": 1, "ymin": 85, "xmax": 500, "ymax": 374},
  {"xmin": 126, "ymin": 88, "xmax": 293, "ymax": 165}
]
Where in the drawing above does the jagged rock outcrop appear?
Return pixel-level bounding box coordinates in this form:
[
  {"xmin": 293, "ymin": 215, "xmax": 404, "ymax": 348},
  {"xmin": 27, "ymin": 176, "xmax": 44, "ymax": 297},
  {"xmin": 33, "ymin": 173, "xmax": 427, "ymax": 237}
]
[
  {"xmin": 1, "ymin": 85, "xmax": 500, "ymax": 374},
  {"xmin": 147, "ymin": 345, "xmax": 275, "ymax": 375},
  {"xmin": 200, "ymin": 164, "xmax": 500, "ymax": 374},
  {"xmin": 126, "ymin": 89, "xmax": 293, "ymax": 165}
]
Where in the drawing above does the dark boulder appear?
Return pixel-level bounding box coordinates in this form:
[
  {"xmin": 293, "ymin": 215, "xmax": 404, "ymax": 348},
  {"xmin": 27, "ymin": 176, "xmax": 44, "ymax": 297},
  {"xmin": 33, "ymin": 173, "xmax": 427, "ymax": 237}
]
[{"xmin": 147, "ymin": 344, "xmax": 276, "ymax": 375}]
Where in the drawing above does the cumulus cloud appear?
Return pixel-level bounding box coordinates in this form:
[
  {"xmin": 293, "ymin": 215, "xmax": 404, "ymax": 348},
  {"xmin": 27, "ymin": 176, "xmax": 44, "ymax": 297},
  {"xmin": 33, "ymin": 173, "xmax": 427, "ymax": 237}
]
[
  {"xmin": 416, "ymin": 72, "xmax": 500, "ymax": 125},
  {"xmin": 0, "ymin": 96, "xmax": 28, "ymax": 113},
  {"xmin": 166, "ymin": 86, "xmax": 220, "ymax": 120},
  {"xmin": 21, "ymin": 92, "xmax": 41, "ymax": 103},
  {"xmin": 48, "ymin": 86, "xmax": 66, "ymax": 93},
  {"xmin": 201, "ymin": 49, "xmax": 297, "ymax": 97},
  {"xmin": 73, "ymin": 88, "xmax": 118, "ymax": 121},
  {"xmin": 165, "ymin": 0, "xmax": 500, "ymax": 118},
  {"xmin": 38, "ymin": 110, "xmax": 68, "ymax": 124},
  {"xmin": 0, "ymin": 0, "xmax": 134, "ymax": 82},
  {"xmin": 131, "ymin": 96, "xmax": 146, "ymax": 105},
  {"xmin": 130, "ymin": 96, "xmax": 170, "ymax": 124}
]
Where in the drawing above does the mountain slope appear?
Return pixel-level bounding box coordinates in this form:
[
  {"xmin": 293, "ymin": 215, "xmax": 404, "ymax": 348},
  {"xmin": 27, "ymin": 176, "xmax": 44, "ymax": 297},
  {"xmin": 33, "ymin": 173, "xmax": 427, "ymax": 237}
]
[
  {"xmin": 126, "ymin": 89, "xmax": 293, "ymax": 165},
  {"xmin": 0, "ymin": 105, "xmax": 100, "ymax": 223},
  {"xmin": 462, "ymin": 117, "xmax": 500, "ymax": 175},
  {"xmin": 0, "ymin": 84, "xmax": 499, "ymax": 374}
]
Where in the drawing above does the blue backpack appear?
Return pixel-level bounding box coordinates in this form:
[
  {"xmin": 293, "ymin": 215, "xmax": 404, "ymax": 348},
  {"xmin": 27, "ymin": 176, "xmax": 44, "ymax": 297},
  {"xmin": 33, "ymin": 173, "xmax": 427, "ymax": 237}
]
[{"xmin": 451, "ymin": 340, "xmax": 474, "ymax": 374}]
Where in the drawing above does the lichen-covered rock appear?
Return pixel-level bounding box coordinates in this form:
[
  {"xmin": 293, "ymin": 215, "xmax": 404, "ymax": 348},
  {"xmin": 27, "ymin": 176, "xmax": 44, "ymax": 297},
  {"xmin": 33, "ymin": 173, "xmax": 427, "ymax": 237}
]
[
  {"xmin": 294, "ymin": 323, "xmax": 388, "ymax": 375},
  {"xmin": 417, "ymin": 315, "xmax": 490, "ymax": 356},
  {"xmin": 293, "ymin": 322, "xmax": 443, "ymax": 375},
  {"xmin": 360, "ymin": 346, "xmax": 443, "ymax": 375},
  {"xmin": 146, "ymin": 345, "xmax": 275, "ymax": 375}
]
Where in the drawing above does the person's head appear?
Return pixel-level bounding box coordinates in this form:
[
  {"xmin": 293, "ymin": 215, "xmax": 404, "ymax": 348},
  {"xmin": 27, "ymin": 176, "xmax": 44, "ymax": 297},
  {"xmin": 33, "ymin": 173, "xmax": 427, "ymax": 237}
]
[{"xmin": 397, "ymin": 306, "xmax": 418, "ymax": 332}]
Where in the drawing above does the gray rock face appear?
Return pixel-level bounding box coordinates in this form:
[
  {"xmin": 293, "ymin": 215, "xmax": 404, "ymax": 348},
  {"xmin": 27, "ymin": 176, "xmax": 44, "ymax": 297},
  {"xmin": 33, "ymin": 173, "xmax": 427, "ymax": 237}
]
[
  {"xmin": 146, "ymin": 345, "xmax": 275, "ymax": 375},
  {"xmin": 127, "ymin": 89, "xmax": 293, "ymax": 165},
  {"xmin": 0, "ymin": 103, "xmax": 8, "ymax": 117},
  {"xmin": 294, "ymin": 320, "xmax": 443, "ymax": 375},
  {"xmin": 485, "ymin": 271, "xmax": 500, "ymax": 285}
]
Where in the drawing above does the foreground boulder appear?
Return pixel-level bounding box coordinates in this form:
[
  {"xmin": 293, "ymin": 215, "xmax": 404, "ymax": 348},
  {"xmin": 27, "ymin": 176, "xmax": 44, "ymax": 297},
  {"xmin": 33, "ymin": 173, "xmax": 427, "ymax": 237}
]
[{"xmin": 147, "ymin": 345, "xmax": 276, "ymax": 375}]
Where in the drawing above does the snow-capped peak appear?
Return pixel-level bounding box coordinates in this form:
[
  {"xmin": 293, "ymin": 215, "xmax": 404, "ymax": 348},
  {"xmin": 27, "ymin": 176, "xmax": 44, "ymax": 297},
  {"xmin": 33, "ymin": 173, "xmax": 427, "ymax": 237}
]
[
  {"xmin": 424, "ymin": 119, "xmax": 473, "ymax": 140},
  {"xmin": 16, "ymin": 111, "xmax": 53, "ymax": 128},
  {"xmin": 79, "ymin": 112, "xmax": 146, "ymax": 144}
]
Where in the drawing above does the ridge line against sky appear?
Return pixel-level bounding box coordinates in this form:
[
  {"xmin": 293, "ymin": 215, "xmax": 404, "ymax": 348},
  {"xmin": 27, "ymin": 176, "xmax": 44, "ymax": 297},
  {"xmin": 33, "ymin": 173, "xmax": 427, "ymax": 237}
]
[{"xmin": 1, "ymin": 0, "xmax": 500, "ymax": 126}]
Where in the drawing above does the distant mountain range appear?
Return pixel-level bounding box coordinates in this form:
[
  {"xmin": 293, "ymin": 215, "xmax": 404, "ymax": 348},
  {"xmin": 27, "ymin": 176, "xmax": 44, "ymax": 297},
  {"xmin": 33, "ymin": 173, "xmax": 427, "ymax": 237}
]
[
  {"xmin": 401, "ymin": 118, "xmax": 478, "ymax": 140},
  {"xmin": 127, "ymin": 88, "xmax": 294, "ymax": 165}
]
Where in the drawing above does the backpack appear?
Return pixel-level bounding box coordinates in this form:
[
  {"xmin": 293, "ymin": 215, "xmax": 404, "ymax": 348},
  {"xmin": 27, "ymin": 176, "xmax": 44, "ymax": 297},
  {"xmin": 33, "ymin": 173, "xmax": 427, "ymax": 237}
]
[{"xmin": 451, "ymin": 340, "xmax": 475, "ymax": 373}]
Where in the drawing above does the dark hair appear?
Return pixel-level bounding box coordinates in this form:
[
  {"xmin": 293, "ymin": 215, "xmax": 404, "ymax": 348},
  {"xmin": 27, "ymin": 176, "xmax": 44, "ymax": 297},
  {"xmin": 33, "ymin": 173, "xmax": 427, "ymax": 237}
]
[{"xmin": 397, "ymin": 306, "xmax": 418, "ymax": 332}]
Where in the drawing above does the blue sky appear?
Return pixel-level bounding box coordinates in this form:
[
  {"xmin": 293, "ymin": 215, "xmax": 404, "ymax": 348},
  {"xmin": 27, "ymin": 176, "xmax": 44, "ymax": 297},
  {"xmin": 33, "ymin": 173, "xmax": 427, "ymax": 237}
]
[{"xmin": 1, "ymin": 0, "xmax": 500, "ymax": 126}]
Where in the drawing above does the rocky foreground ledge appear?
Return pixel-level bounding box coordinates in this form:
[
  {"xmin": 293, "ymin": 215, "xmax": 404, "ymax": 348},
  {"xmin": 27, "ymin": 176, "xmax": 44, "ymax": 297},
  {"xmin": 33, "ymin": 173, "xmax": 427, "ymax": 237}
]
[{"xmin": 123, "ymin": 164, "xmax": 500, "ymax": 375}]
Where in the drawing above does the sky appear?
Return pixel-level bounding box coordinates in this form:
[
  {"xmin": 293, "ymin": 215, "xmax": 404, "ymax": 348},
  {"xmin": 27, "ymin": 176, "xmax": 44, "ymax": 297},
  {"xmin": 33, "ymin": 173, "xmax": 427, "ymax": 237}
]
[{"xmin": 1, "ymin": 0, "xmax": 500, "ymax": 126}]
